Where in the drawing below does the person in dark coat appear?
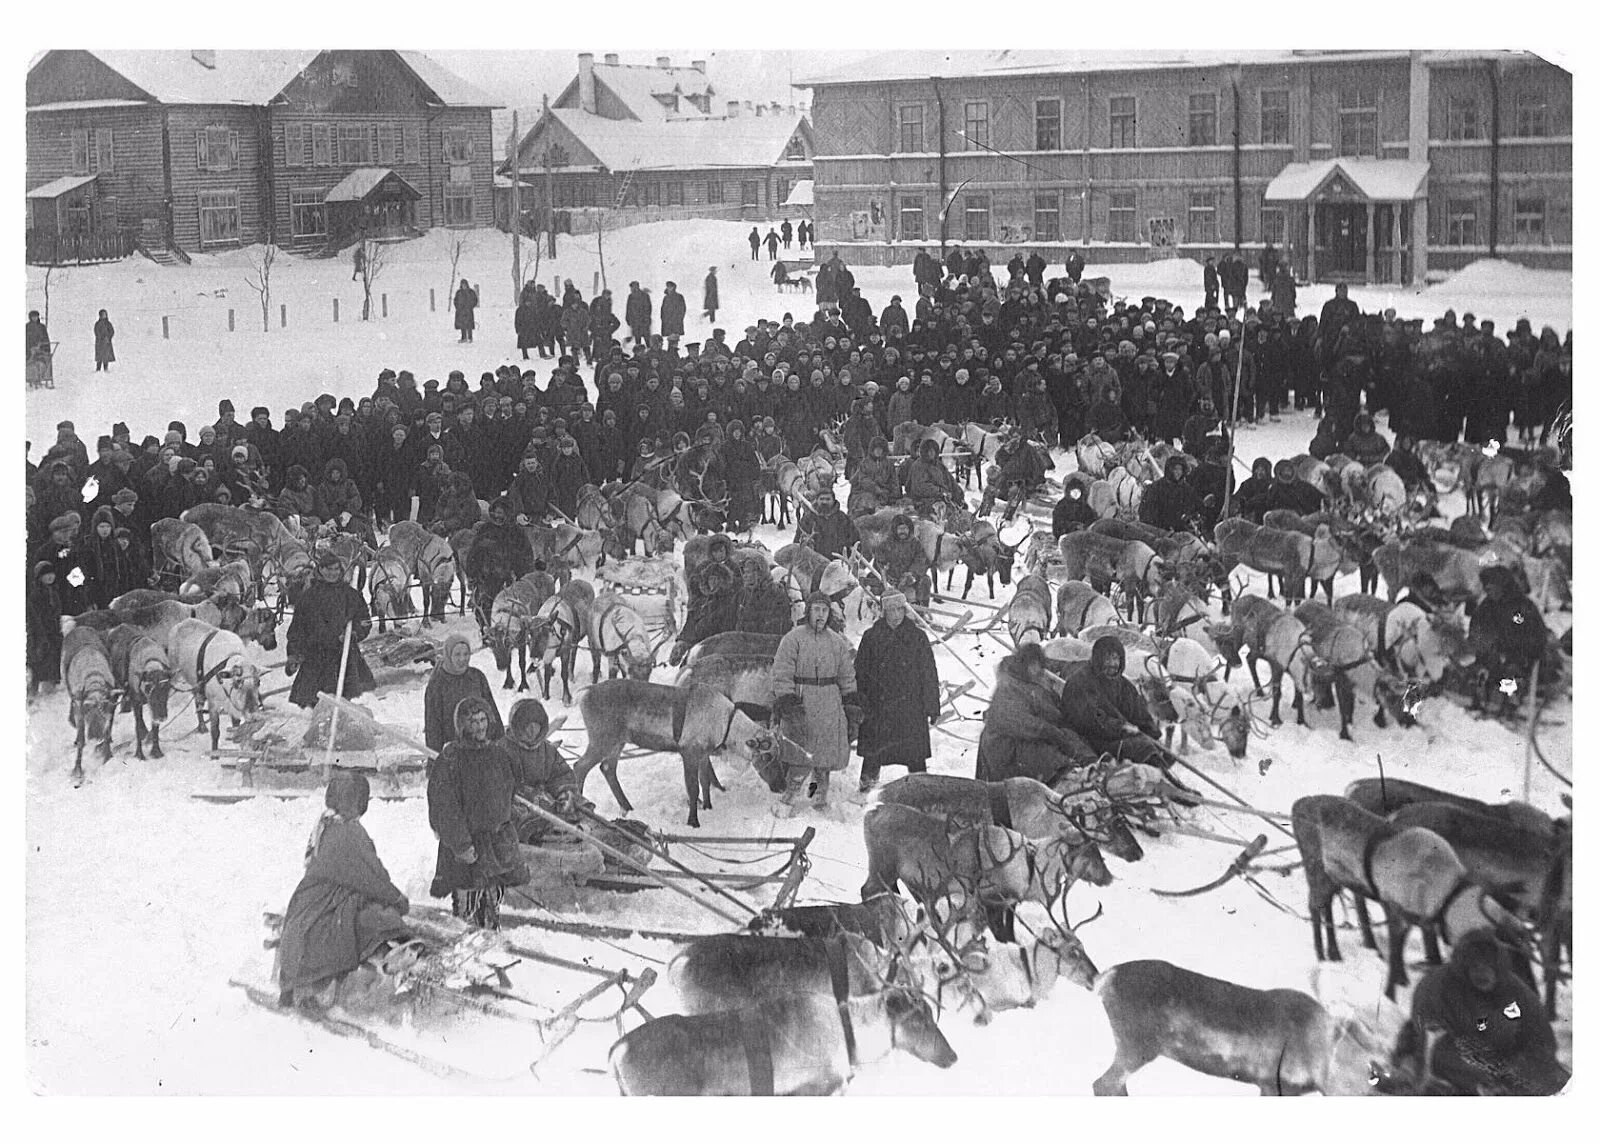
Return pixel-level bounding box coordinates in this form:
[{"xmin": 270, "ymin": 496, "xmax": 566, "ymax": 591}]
[
  {"xmin": 659, "ymin": 281, "xmax": 687, "ymax": 348},
  {"xmin": 1262, "ymin": 459, "xmax": 1325, "ymax": 515},
  {"xmin": 424, "ymin": 633, "xmax": 504, "ymax": 752},
  {"xmin": 1140, "ymin": 455, "xmax": 1202, "ymax": 533},
  {"xmin": 1187, "ymin": 440, "xmax": 1233, "ymax": 534},
  {"xmin": 1057, "ymin": 636, "xmax": 1168, "ymax": 770},
  {"xmin": 1052, "ymin": 483, "xmax": 1097, "ymax": 537},
  {"xmin": 877, "ymin": 513, "xmax": 931, "ymax": 605},
  {"xmin": 503, "ymin": 698, "xmax": 585, "ymax": 844},
  {"xmin": 427, "ymin": 696, "xmax": 530, "ymax": 928},
  {"xmin": 514, "ymin": 289, "xmax": 538, "ymax": 360},
  {"xmin": 546, "ymin": 436, "xmax": 591, "ymax": 518},
  {"xmin": 1468, "ymin": 566, "xmax": 1548, "ymax": 717},
  {"xmin": 27, "ymin": 561, "xmax": 63, "ymax": 696},
  {"xmin": 1233, "ymin": 456, "xmax": 1276, "ymax": 523},
  {"xmin": 795, "ymin": 488, "xmax": 859, "ymax": 560},
  {"xmin": 453, "ymin": 279, "xmax": 479, "ymax": 343},
  {"xmin": 624, "ymin": 282, "xmax": 652, "ymax": 344},
  {"xmin": 79, "ymin": 506, "xmax": 135, "ymax": 609},
  {"xmin": 854, "ymin": 592, "xmax": 940, "ymax": 792},
  {"xmin": 275, "ymin": 771, "xmax": 411, "ymax": 1008},
  {"xmin": 1341, "ymin": 412, "xmax": 1391, "ymax": 465},
  {"xmin": 748, "ymin": 227, "xmax": 761, "ymax": 260},
  {"xmin": 1202, "ymin": 257, "xmax": 1220, "ymax": 311},
  {"xmin": 669, "ymin": 561, "xmax": 740, "ymax": 664},
  {"xmin": 733, "ymin": 553, "xmax": 793, "ymax": 635},
  {"xmin": 702, "ymin": 267, "xmax": 719, "ymax": 323},
  {"xmin": 93, "ymin": 309, "xmax": 115, "ymax": 371},
  {"xmin": 462, "ymin": 498, "xmax": 537, "ymax": 611},
  {"xmin": 285, "ymin": 552, "xmax": 376, "ymax": 709},
  {"xmin": 1393, "ymin": 929, "xmax": 1565, "ymax": 1095},
  {"xmin": 976, "ymin": 643, "xmax": 1096, "ymax": 784}
]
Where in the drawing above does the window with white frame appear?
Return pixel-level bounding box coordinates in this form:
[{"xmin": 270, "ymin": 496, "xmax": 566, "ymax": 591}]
[
  {"xmin": 338, "ymin": 124, "xmax": 372, "ymax": 165},
  {"xmin": 1188, "ymin": 92, "xmax": 1218, "ymax": 146},
  {"xmin": 1035, "ymin": 98, "xmax": 1062, "ymax": 150},
  {"xmin": 284, "ymin": 123, "xmax": 306, "ymax": 167},
  {"xmin": 1187, "ymin": 189, "xmax": 1218, "ymax": 242},
  {"xmin": 444, "ymin": 126, "xmax": 473, "ymax": 164},
  {"xmin": 1260, "ymin": 205, "xmax": 1286, "ymax": 245},
  {"xmin": 1034, "ymin": 192, "xmax": 1061, "ymax": 242},
  {"xmin": 963, "ymin": 193, "xmax": 990, "ymax": 241},
  {"xmin": 1445, "ymin": 198, "xmax": 1478, "ymax": 246},
  {"xmin": 741, "ymin": 180, "xmax": 759, "ymax": 207},
  {"xmin": 1260, "ymin": 90, "xmax": 1290, "ymax": 145},
  {"xmin": 1107, "ymin": 190, "xmax": 1136, "ymax": 242},
  {"xmin": 1109, "ymin": 95, "xmax": 1136, "ymax": 147},
  {"xmin": 1338, "ymin": 88, "xmax": 1380, "ymax": 157},
  {"xmin": 198, "ymin": 125, "xmax": 239, "ymax": 172},
  {"xmin": 898, "ymin": 194, "xmax": 925, "ymax": 241},
  {"xmin": 1513, "ymin": 196, "xmax": 1546, "ymax": 244},
  {"xmin": 198, "ymin": 189, "xmax": 240, "ymax": 245},
  {"xmin": 1514, "ymin": 92, "xmax": 1550, "ymax": 136},
  {"xmin": 963, "ymin": 101, "xmax": 989, "ymax": 149},
  {"xmin": 898, "ymin": 104, "xmax": 924, "ymax": 152},
  {"xmin": 444, "ymin": 185, "xmax": 473, "ymax": 226},
  {"xmin": 290, "ymin": 188, "xmax": 327, "ymax": 238},
  {"xmin": 1446, "ymin": 95, "xmax": 1481, "ymax": 140}
]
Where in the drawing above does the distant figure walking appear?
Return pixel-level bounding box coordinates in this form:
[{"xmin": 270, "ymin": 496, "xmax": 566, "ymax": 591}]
[
  {"xmin": 702, "ymin": 266, "xmax": 719, "ymax": 323},
  {"xmin": 453, "ymin": 279, "xmax": 478, "ymax": 343},
  {"xmin": 765, "ymin": 228, "xmax": 780, "ymax": 260},
  {"xmin": 351, "ymin": 243, "xmax": 365, "ymax": 282},
  {"xmin": 748, "ymin": 227, "xmax": 761, "ymax": 261},
  {"xmin": 93, "ymin": 309, "xmax": 115, "ymax": 372}
]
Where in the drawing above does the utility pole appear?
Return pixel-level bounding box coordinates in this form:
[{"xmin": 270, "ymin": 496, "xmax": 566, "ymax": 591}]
[
  {"xmin": 542, "ymin": 93, "xmax": 557, "ymax": 260},
  {"xmin": 510, "ymin": 110, "xmax": 521, "ymax": 305}
]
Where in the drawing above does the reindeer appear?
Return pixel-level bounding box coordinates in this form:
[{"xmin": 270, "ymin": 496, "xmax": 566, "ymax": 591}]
[
  {"xmin": 1291, "ymin": 601, "xmax": 1370, "ymax": 740},
  {"xmin": 588, "ymin": 592, "xmax": 667, "ymax": 684},
  {"xmin": 525, "ymin": 578, "xmax": 594, "ymax": 704},
  {"xmin": 1007, "ymin": 573, "xmax": 1054, "ymax": 647},
  {"xmin": 669, "ymin": 932, "xmax": 904, "ymax": 1016},
  {"xmin": 773, "ymin": 543, "xmax": 858, "ymax": 623},
  {"xmin": 1057, "ymin": 532, "xmax": 1166, "ymax": 621},
  {"xmin": 1207, "ymin": 594, "xmax": 1335, "ymax": 731},
  {"xmin": 1092, "ymin": 960, "xmax": 1389, "ymax": 1095},
  {"xmin": 486, "ymin": 571, "xmax": 559, "ymax": 690},
  {"xmin": 1213, "ymin": 518, "xmax": 1322, "ymax": 603},
  {"xmin": 1074, "ymin": 433, "xmax": 1118, "ymax": 479},
  {"xmin": 178, "ymin": 558, "xmax": 255, "ymax": 605},
  {"xmin": 1055, "ymin": 581, "xmax": 1119, "ymax": 636},
  {"xmin": 367, "ymin": 544, "xmax": 415, "ymax": 633},
  {"xmin": 1147, "ymin": 635, "xmax": 1254, "ymax": 759},
  {"xmin": 62, "ymin": 626, "xmax": 119, "ymax": 786},
  {"xmin": 1332, "ymin": 595, "xmax": 1473, "ymax": 726},
  {"xmin": 150, "ymin": 518, "xmax": 215, "ymax": 586},
  {"xmin": 168, "ymin": 618, "xmax": 263, "ymax": 752},
  {"xmin": 574, "ymin": 679, "xmax": 801, "ymax": 828},
  {"xmin": 927, "ymin": 907, "xmax": 1103, "ymax": 1026},
  {"xmin": 105, "ymin": 624, "xmax": 172, "ymax": 761},
  {"xmin": 950, "ymin": 518, "xmax": 1021, "ymax": 599},
  {"xmin": 1264, "ymin": 509, "xmax": 1383, "ymax": 596},
  {"xmin": 385, "ymin": 520, "xmax": 455, "ymax": 623},
  {"xmin": 608, "ymin": 481, "xmax": 691, "ymax": 555},
  {"xmin": 1342, "ymin": 778, "xmax": 1556, "ymax": 842},
  {"xmin": 674, "ymin": 652, "xmax": 778, "ymax": 731}
]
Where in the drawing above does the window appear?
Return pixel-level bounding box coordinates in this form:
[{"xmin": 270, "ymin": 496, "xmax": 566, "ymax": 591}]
[
  {"xmin": 444, "ymin": 186, "xmax": 474, "ymax": 226},
  {"xmin": 553, "ymin": 180, "xmax": 573, "ymax": 209},
  {"xmin": 642, "ymin": 182, "xmax": 660, "ymax": 207},
  {"xmin": 775, "ymin": 176, "xmax": 791, "ymax": 206},
  {"xmin": 93, "ymin": 128, "xmax": 114, "ymax": 173},
  {"xmin": 1513, "ymin": 196, "xmax": 1546, "ymax": 244},
  {"xmin": 337, "ymin": 124, "xmax": 371, "ymax": 165},
  {"xmin": 1187, "ymin": 190, "xmax": 1218, "ymax": 243},
  {"xmin": 284, "ymin": 123, "xmax": 306, "ymax": 167},
  {"xmin": 1338, "ymin": 88, "xmax": 1379, "ymax": 157},
  {"xmin": 785, "ymin": 133, "xmax": 806, "ymax": 160},
  {"xmin": 1514, "ymin": 92, "xmax": 1550, "ymax": 137},
  {"xmin": 1033, "ymin": 192, "xmax": 1061, "ymax": 242},
  {"xmin": 1446, "ymin": 95, "xmax": 1481, "ymax": 140},
  {"xmin": 312, "ymin": 123, "xmax": 331, "ymax": 166},
  {"xmin": 1260, "ymin": 205, "xmax": 1286, "ymax": 245},
  {"xmin": 402, "ymin": 124, "xmax": 421, "ymax": 164},
  {"xmin": 1035, "ymin": 98, "xmax": 1062, "ymax": 150},
  {"xmin": 963, "ymin": 101, "xmax": 989, "ymax": 149},
  {"xmin": 963, "ymin": 193, "xmax": 990, "ymax": 241},
  {"xmin": 577, "ymin": 180, "xmax": 596, "ymax": 208},
  {"xmin": 741, "ymin": 180, "xmax": 759, "ymax": 207},
  {"xmin": 377, "ymin": 123, "xmax": 396, "ymax": 164},
  {"xmin": 197, "ymin": 189, "xmax": 240, "ymax": 246},
  {"xmin": 898, "ymin": 194, "xmax": 925, "ymax": 241},
  {"xmin": 290, "ymin": 188, "xmax": 327, "ymax": 238},
  {"xmin": 1107, "ymin": 190, "xmax": 1136, "ymax": 242},
  {"xmin": 1445, "ymin": 198, "xmax": 1478, "ymax": 246},
  {"xmin": 1188, "ymin": 93, "xmax": 1218, "ymax": 146},
  {"xmin": 197, "ymin": 126, "xmax": 239, "ymax": 172},
  {"xmin": 665, "ymin": 181, "xmax": 684, "ymax": 207},
  {"xmin": 1260, "ymin": 90, "xmax": 1290, "ymax": 145},
  {"xmin": 898, "ymin": 104, "xmax": 924, "ymax": 152},
  {"xmin": 1109, "ymin": 95, "xmax": 1136, "ymax": 147},
  {"xmin": 70, "ymin": 129, "xmax": 90, "ymax": 175},
  {"xmin": 449, "ymin": 164, "xmax": 472, "ymax": 186},
  {"xmin": 707, "ymin": 179, "xmax": 724, "ymax": 204},
  {"xmin": 444, "ymin": 126, "xmax": 473, "ymax": 164}
]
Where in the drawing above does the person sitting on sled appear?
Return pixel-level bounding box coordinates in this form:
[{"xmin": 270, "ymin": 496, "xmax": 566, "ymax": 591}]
[
  {"xmin": 276, "ymin": 771, "xmax": 412, "ymax": 1009},
  {"xmin": 1056, "ymin": 635, "xmax": 1170, "ymax": 771},
  {"xmin": 503, "ymin": 697, "xmax": 589, "ymax": 844}
]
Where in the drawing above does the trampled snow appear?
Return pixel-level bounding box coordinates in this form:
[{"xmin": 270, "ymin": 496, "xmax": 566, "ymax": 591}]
[{"xmin": 23, "ymin": 220, "xmax": 1573, "ymax": 1095}]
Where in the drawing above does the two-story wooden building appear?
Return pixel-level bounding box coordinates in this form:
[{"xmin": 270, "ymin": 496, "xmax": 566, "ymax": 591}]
[
  {"xmin": 800, "ymin": 49, "xmax": 1571, "ymax": 283},
  {"xmin": 26, "ymin": 49, "xmax": 500, "ymax": 261},
  {"xmin": 500, "ymin": 53, "xmax": 813, "ymax": 234}
]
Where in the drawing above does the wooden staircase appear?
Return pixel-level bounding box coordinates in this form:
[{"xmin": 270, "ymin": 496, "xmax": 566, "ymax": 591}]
[{"xmin": 135, "ymin": 219, "xmax": 190, "ymax": 266}]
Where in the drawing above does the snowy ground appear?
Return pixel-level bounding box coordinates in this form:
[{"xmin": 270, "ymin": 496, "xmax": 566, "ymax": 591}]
[{"xmin": 23, "ymin": 222, "xmax": 1574, "ymax": 1096}]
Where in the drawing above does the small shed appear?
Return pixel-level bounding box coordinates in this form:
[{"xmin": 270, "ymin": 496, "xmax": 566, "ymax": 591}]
[
  {"xmin": 27, "ymin": 174, "xmax": 100, "ymax": 240},
  {"xmin": 324, "ymin": 167, "xmax": 422, "ymax": 244}
]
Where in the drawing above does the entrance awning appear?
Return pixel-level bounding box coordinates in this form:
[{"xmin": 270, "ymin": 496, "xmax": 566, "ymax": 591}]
[
  {"xmin": 27, "ymin": 174, "xmax": 98, "ymax": 200},
  {"xmin": 324, "ymin": 168, "xmax": 422, "ymax": 204},
  {"xmin": 1264, "ymin": 159, "xmax": 1429, "ymax": 203},
  {"xmin": 783, "ymin": 179, "xmax": 814, "ymax": 208}
]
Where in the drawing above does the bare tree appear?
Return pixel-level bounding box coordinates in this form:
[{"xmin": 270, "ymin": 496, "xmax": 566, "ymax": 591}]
[
  {"xmin": 244, "ymin": 243, "xmax": 278, "ymax": 332},
  {"xmin": 42, "ymin": 263, "xmax": 64, "ymax": 327},
  {"xmin": 357, "ymin": 227, "xmax": 388, "ymax": 321},
  {"xmin": 445, "ymin": 233, "xmax": 467, "ymax": 320}
]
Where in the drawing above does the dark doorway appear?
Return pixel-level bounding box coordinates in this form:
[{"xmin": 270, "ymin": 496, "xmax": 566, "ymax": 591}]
[{"xmin": 1315, "ymin": 203, "xmax": 1367, "ymax": 277}]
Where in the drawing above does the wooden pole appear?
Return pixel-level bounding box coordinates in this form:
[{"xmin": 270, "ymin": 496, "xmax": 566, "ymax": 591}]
[
  {"xmin": 321, "ymin": 618, "xmax": 356, "ymax": 771},
  {"xmin": 1522, "ymin": 659, "xmax": 1540, "ymax": 802},
  {"xmin": 573, "ymin": 804, "xmax": 759, "ymax": 917},
  {"xmin": 1222, "ymin": 329, "xmax": 1246, "ymax": 519},
  {"xmin": 510, "ymin": 111, "xmax": 522, "ymax": 306}
]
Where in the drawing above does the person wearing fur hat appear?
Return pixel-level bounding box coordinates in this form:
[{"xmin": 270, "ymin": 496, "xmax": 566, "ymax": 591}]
[
  {"xmin": 769, "ymin": 593, "xmax": 860, "ymax": 813},
  {"xmin": 848, "ymin": 436, "xmax": 898, "ymax": 517},
  {"xmin": 276, "ymin": 772, "xmax": 411, "ymax": 1009},
  {"xmin": 313, "ymin": 457, "xmax": 366, "ymax": 540},
  {"xmin": 732, "ymin": 552, "xmax": 792, "ymax": 635},
  {"xmin": 35, "ymin": 511, "xmax": 90, "ymax": 615},
  {"xmin": 462, "ymin": 497, "xmax": 538, "ymax": 618},
  {"xmin": 1468, "ymin": 566, "xmax": 1547, "ymax": 718},
  {"xmin": 27, "ymin": 560, "xmax": 63, "ymax": 696},
  {"xmin": 976, "ymin": 642, "xmax": 1096, "ymax": 783},
  {"xmin": 854, "ymin": 592, "xmax": 939, "ymax": 793},
  {"xmin": 1057, "ymin": 636, "xmax": 1168, "ymax": 771},
  {"xmin": 79, "ymin": 506, "xmax": 135, "ymax": 609},
  {"xmin": 424, "ymin": 633, "xmax": 503, "ymax": 752},
  {"xmin": 670, "ymin": 559, "xmax": 740, "ymax": 665},
  {"xmin": 794, "ymin": 487, "xmax": 859, "ymax": 561},
  {"xmin": 877, "ymin": 513, "xmax": 931, "ymax": 605},
  {"xmin": 285, "ymin": 551, "xmax": 375, "ymax": 709},
  {"xmin": 427, "ymin": 471, "xmax": 484, "ymax": 537},
  {"xmin": 507, "ymin": 447, "xmax": 551, "ymax": 524},
  {"xmin": 899, "ymin": 438, "xmax": 960, "ymax": 517},
  {"xmin": 503, "ymin": 699, "xmax": 586, "ymax": 844},
  {"xmin": 1233, "ymin": 456, "xmax": 1276, "ymax": 523},
  {"xmin": 1140, "ymin": 454, "xmax": 1203, "ymax": 533},
  {"xmin": 1051, "ymin": 482, "xmax": 1097, "ymax": 538},
  {"xmin": 428, "ymin": 696, "xmax": 530, "ymax": 928},
  {"xmin": 1341, "ymin": 411, "xmax": 1391, "ymax": 466}
]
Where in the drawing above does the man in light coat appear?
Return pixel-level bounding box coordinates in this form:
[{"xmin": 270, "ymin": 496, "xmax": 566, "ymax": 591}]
[{"xmin": 769, "ymin": 593, "xmax": 860, "ymax": 813}]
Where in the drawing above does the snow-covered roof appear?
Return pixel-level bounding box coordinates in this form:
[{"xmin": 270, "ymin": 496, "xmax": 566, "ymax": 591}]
[
  {"xmin": 392, "ymin": 50, "xmax": 501, "ymax": 108},
  {"xmin": 28, "ymin": 98, "xmax": 152, "ymax": 113},
  {"xmin": 592, "ymin": 61, "xmax": 717, "ymax": 121},
  {"xmin": 324, "ymin": 168, "xmax": 421, "ymax": 203},
  {"xmin": 799, "ymin": 49, "xmax": 1413, "ymax": 86},
  {"xmin": 783, "ymin": 179, "xmax": 813, "ymax": 207},
  {"xmin": 27, "ymin": 174, "xmax": 98, "ymax": 199},
  {"xmin": 538, "ymin": 107, "xmax": 806, "ymax": 172},
  {"xmin": 1264, "ymin": 159, "xmax": 1430, "ymax": 203}
]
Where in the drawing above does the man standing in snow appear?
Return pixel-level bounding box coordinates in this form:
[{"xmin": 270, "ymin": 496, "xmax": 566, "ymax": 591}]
[
  {"xmin": 854, "ymin": 591, "xmax": 940, "ymax": 794},
  {"xmin": 453, "ymin": 279, "xmax": 479, "ymax": 343},
  {"xmin": 748, "ymin": 227, "xmax": 761, "ymax": 260},
  {"xmin": 702, "ymin": 266, "xmax": 719, "ymax": 323},
  {"xmin": 625, "ymin": 281, "xmax": 652, "ymax": 345},
  {"xmin": 286, "ymin": 551, "xmax": 376, "ymax": 710},
  {"xmin": 660, "ymin": 281, "xmax": 686, "ymax": 351}
]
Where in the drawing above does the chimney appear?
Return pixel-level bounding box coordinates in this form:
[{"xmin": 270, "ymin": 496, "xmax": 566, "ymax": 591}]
[
  {"xmin": 604, "ymin": 53, "xmax": 619, "ymax": 66},
  {"xmin": 191, "ymin": 49, "xmax": 216, "ymax": 69},
  {"xmin": 578, "ymin": 52, "xmax": 596, "ymax": 115},
  {"xmin": 657, "ymin": 56, "xmax": 672, "ymax": 70},
  {"xmin": 755, "ymin": 104, "xmax": 764, "ymax": 117},
  {"xmin": 692, "ymin": 59, "xmax": 706, "ymax": 74},
  {"xmin": 727, "ymin": 100, "xmax": 740, "ymax": 118}
]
